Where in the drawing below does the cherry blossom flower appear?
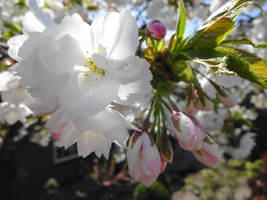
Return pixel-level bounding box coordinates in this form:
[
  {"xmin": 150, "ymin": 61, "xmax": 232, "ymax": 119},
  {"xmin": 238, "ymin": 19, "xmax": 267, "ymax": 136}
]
[
  {"xmin": 8, "ymin": 0, "xmax": 152, "ymax": 158},
  {"xmin": 0, "ymin": 71, "xmax": 32, "ymax": 124}
]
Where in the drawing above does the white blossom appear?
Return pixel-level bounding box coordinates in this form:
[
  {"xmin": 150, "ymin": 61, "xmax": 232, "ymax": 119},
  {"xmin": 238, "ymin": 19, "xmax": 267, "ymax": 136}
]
[
  {"xmin": 0, "ymin": 71, "xmax": 32, "ymax": 124},
  {"xmin": 8, "ymin": 2, "xmax": 152, "ymax": 158}
]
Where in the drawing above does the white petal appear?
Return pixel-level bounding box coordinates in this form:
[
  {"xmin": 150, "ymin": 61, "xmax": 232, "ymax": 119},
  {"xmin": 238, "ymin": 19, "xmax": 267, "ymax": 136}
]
[
  {"xmin": 18, "ymin": 32, "xmax": 40, "ymax": 59},
  {"xmin": 18, "ymin": 103, "xmax": 33, "ymax": 116},
  {"xmin": 59, "ymin": 76, "xmax": 120, "ymax": 119},
  {"xmin": 0, "ymin": 71, "xmax": 17, "ymax": 91},
  {"xmin": 110, "ymin": 55, "xmax": 151, "ymax": 84},
  {"xmin": 28, "ymin": 0, "xmax": 56, "ymax": 27},
  {"xmin": 91, "ymin": 10, "xmax": 138, "ymax": 60},
  {"xmin": 22, "ymin": 11, "xmax": 45, "ymax": 34},
  {"xmin": 73, "ymin": 110, "xmax": 118, "ymax": 133},
  {"xmin": 108, "ymin": 10, "xmax": 139, "ymax": 60},
  {"xmin": 117, "ymin": 80, "xmax": 152, "ymax": 105},
  {"xmin": 38, "ymin": 34, "xmax": 84, "ymax": 75},
  {"xmin": 77, "ymin": 131, "xmax": 110, "ymax": 158},
  {"xmin": 58, "ymin": 13, "xmax": 94, "ymax": 54},
  {"xmin": 103, "ymin": 124, "xmax": 129, "ymax": 147},
  {"xmin": 8, "ymin": 35, "xmax": 28, "ymax": 61}
]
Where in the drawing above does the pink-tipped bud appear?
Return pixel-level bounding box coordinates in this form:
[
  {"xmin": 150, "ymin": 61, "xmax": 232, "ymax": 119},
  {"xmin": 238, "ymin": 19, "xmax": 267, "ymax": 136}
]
[
  {"xmin": 171, "ymin": 110, "xmax": 206, "ymax": 152},
  {"xmin": 193, "ymin": 141, "xmax": 222, "ymax": 168},
  {"xmin": 127, "ymin": 131, "xmax": 162, "ymax": 187},
  {"xmin": 217, "ymin": 88, "xmax": 238, "ymax": 108},
  {"xmin": 146, "ymin": 20, "xmax": 167, "ymax": 40}
]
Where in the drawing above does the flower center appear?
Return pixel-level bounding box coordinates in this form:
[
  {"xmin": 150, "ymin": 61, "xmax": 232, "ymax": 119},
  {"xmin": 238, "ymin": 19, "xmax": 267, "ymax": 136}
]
[{"xmin": 84, "ymin": 57, "xmax": 106, "ymax": 76}]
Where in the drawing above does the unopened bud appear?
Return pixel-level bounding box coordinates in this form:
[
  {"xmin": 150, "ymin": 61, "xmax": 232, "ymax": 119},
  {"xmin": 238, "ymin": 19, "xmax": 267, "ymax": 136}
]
[
  {"xmin": 146, "ymin": 20, "xmax": 167, "ymax": 40},
  {"xmin": 193, "ymin": 140, "xmax": 222, "ymax": 168},
  {"xmin": 171, "ymin": 110, "xmax": 206, "ymax": 152},
  {"xmin": 127, "ymin": 131, "xmax": 161, "ymax": 187}
]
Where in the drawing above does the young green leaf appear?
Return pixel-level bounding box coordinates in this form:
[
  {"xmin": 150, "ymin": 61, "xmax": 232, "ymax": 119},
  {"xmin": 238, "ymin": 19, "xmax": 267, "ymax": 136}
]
[
  {"xmin": 176, "ymin": 0, "xmax": 186, "ymax": 43},
  {"xmin": 169, "ymin": 0, "xmax": 186, "ymax": 53},
  {"xmin": 171, "ymin": 60, "xmax": 192, "ymax": 82},
  {"xmin": 216, "ymin": 46, "xmax": 267, "ymax": 88},
  {"xmin": 185, "ymin": 46, "xmax": 267, "ymax": 88},
  {"xmin": 190, "ymin": 0, "xmax": 255, "ymax": 50}
]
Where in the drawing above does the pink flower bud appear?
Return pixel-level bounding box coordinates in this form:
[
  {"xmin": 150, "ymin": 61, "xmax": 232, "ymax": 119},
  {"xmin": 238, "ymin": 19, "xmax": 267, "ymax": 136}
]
[
  {"xmin": 193, "ymin": 141, "xmax": 222, "ymax": 167},
  {"xmin": 171, "ymin": 110, "xmax": 206, "ymax": 152},
  {"xmin": 217, "ymin": 88, "xmax": 238, "ymax": 108},
  {"xmin": 127, "ymin": 131, "xmax": 162, "ymax": 187},
  {"xmin": 146, "ymin": 20, "xmax": 167, "ymax": 40}
]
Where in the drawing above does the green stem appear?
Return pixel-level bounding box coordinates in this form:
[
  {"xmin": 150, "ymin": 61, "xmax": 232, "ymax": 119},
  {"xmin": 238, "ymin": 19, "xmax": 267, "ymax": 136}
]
[
  {"xmin": 160, "ymin": 105, "xmax": 166, "ymax": 131},
  {"xmin": 156, "ymin": 110, "xmax": 161, "ymax": 145},
  {"xmin": 167, "ymin": 96, "xmax": 178, "ymax": 111},
  {"xmin": 147, "ymin": 97, "xmax": 155, "ymax": 120},
  {"xmin": 143, "ymin": 97, "xmax": 155, "ymax": 131},
  {"xmin": 151, "ymin": 96, "xmax": 160, "ymax": 136},
  {"xmin": 161, "ymin": 99, "xmax": 172, "ymax": 112}
]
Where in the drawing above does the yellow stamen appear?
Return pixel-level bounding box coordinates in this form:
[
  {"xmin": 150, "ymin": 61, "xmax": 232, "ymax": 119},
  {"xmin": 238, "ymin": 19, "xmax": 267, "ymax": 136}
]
[{"xmin": 84, "ymin": 57, "xmax": 107, "ymax": 76}]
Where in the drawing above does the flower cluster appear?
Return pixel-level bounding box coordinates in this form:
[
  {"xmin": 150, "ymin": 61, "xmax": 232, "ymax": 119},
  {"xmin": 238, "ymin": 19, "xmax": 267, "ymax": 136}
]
[{"xmin": 2, "ymin": 0, "xmax": 267, "ymax": 188}]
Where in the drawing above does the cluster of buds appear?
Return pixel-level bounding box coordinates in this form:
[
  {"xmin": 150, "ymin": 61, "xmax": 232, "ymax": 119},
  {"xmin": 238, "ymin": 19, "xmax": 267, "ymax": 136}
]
[
  {"xmin": 126, "ymin": 108, "xmax": 222, "ymax": 187},
  {"xmin": 171, "ymin": 110, "xmax": 222, "ymax": 167}
]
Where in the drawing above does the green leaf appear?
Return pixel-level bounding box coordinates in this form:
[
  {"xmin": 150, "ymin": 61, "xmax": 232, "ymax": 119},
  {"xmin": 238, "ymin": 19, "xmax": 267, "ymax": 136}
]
[
  {"xmin": 176, "ymin": 0, "xmax": 186, "ymax": 43},
  {"xmin": 168, "ymin": 0, "xmax": 186, "ymax": 53},
  {"xmin": 204, "ymin": 0, "xmax": 250, "ymax": 23},
  {"xmin": 134, "ymin": 181, "xmax": 171, "ymax": 200},
  {"xmin": 172, "ymin": 60, "xmax": 192, "ymax": 82},
  {"xmin": 194, "ymin": 16, "xmax": 235, "ymax": 49},
  {"xmin": 2, "ymin": 22, "xmax": 22, "ymax": 38},
  {"xmin": 185, "ymin": 49, "xmax": 236, "ymax": 74},
  {"xmin": 185, "ymin": 46, "xmax": 267, "ymax": 88},
  {"xmin": 15, "ymin": 0, "xmax": 25, "ymax": 8},
  {"xmin": 190, "ymin": 0, "xmax": 253, "ymax": 50},
  {"xmin": 0, "ymin": 63, "xmax": 8, "ymax": 72},
  {"xmin": 216, "ymin": 45, "xmax": 267, "ymax": 88},
  {"xmin": 222, "ymin": 39, "xmax": 267, "ymax": 48}
]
